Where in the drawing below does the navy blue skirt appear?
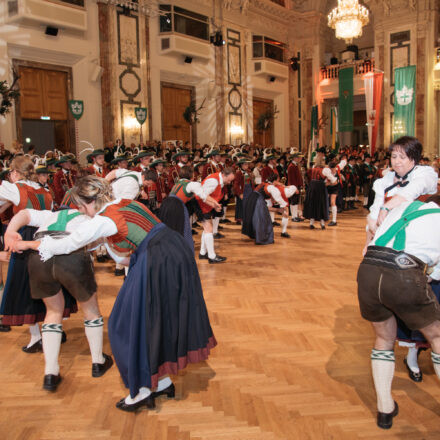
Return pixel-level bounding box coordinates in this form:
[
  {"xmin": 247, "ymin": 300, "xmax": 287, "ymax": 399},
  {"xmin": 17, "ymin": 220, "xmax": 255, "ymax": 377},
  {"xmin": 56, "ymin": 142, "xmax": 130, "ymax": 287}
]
[
  {"xmin": 108, "ymin": 223, "xmax": 216, "ymax": 397},
  {"xmin": 242, "ymin": 192, "xmax": 274, "ymax": 245}
]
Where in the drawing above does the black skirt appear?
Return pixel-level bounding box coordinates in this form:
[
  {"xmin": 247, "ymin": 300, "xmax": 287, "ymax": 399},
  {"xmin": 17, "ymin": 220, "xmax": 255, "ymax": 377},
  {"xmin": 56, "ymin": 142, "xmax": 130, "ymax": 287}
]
[
  {"xmin": 0, "ymin": 226, "xmax": 78, "ymax": 326},
  {"xmin": 303, "ymin": 180, "xmax": 329, "ymax": 221},
  {"xmin": 242, "ymin": 192, "xmax": 274, "ymax": 245}
]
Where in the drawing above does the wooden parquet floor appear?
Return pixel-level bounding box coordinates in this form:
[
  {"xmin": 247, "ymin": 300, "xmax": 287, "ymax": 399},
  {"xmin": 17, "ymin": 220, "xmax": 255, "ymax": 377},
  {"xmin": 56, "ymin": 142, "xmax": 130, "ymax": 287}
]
[{"xmin": 2, "ymin": 206, "xmax": 440, "ymax": 439}]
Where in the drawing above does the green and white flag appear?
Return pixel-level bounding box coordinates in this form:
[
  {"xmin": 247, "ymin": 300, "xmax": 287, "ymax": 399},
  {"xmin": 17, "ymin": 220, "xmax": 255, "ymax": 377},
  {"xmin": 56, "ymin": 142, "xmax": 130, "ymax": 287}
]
[
  {"xmin": 135, "ymin": 107, "xmax": 147, "ymax": 125},
  {"xmin": 393, "ymin": 66, "xmax": 416, "ymax": 140},
  {"xmin": 338, "ymin": 67, "xmax": 353, "ymax": 132},
  {"xmin": 69, "ymin": 100, "xmax": 84, "ymax": 120}
]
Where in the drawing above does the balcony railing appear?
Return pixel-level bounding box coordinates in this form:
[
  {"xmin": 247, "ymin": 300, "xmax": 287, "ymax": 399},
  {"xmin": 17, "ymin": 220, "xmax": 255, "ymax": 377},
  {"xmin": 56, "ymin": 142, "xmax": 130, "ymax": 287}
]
[{"xmin": 320, "ymin": 59, "xmax": 375, "ymax": 81}]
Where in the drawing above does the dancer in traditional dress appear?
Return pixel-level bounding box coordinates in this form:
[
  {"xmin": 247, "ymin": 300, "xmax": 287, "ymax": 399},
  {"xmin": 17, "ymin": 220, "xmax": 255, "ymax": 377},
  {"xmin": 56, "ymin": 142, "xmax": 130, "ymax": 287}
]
[
  {"xmin": 8, "ymin": 176, "xmax": 216, "ymax": 411},
  {"xmin": 233, "ymin": 158, "xmax": 253, "ymax": 225},
  {"xmin": 0, "ymin": 156, "xmax": 77, "ymax": 352},
  {"xmin": 5, "ymin": 206, "xmax": 113, "ymax": 391}
]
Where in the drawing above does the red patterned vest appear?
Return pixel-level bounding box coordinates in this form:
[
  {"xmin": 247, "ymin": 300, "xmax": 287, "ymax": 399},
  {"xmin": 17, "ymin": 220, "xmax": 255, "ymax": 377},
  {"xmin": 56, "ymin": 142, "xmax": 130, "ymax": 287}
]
[
  {"xmin": 170, "ymin": 179, "xmax": 194, "ymax": 204},
  {"xmin": 100, "ymin": 200, "xmax": 160, "ymax": 253},
  {"xmin": 14, "ymin": 183, "xmax": 53, "ymax": 214},
  {"xmin": 310, "ymin": 167, "xmax": 325, "ymax": 181},
  {"xmin": 197, "ymin": 172, "xmax": 223, "ymax": 213}
]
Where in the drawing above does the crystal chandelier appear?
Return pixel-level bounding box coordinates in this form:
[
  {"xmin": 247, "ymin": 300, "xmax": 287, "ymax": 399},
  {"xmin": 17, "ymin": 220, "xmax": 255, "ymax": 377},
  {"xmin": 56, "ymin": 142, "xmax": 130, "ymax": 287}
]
[
  {"xmin": 98, "ymin": 0, "xmax": 162, "ymax": 16},
  {"xmin": 328, "ymin": 0, "xmax": 369, "ymax": 44}
]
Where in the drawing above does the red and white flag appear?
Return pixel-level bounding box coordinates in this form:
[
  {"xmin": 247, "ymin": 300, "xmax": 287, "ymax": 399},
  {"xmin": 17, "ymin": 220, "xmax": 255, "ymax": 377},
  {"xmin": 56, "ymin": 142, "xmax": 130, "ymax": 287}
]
[{"xmin": 364, "ymin": 72, "xmax": 383, "ymax": 154}]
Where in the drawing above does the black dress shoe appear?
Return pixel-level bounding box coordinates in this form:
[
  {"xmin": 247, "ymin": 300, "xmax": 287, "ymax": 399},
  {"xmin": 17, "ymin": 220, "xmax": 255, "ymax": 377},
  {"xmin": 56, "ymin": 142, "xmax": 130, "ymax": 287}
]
[
  {"xmin": 116, "ymin": 394, "xmax": 156, "ymax": 412},
  {"xmin": 193, "ymin": 222, "xmax": 200, "ymax": 228},
  {"xmin": 43, "ymin": 374, "xmax": 62, "ymax": 392},
  {"xmin": 281, "ymin": 232, "xmax": 290, "ymax": 238},
  {"xmin": 96, "ymin": 255, "xmax": 106, "ymax": 263},
  {"xmin": 191, "ymin": 229, "xmax": 198, "ymax": 235},
  {"xmin": 377, "ymin": 401, "xmax": 398, "ymax": 429},
  {"xmin": 213, "ymin": 233, "xmax": 225, "ymax": 239},
  {"xmin": 404, "ymin": 358, "xmax": 422, "ymax": 382},
  {"xmin": 309, "ymin": 225, "xmax": 316, "ymax": 229},
  {"xmin": 114, "ymin": 268, "xmax": 125, "ymax": 276},
  {"xmin": 209, "ymin": 255, "xmax": 227, "ymax": 264},
  {"xmin": 328, "ymin": 221, "xmax": 337, "ymax": 227},
  {"xmin": 292, "ymin": 217, "xmax": 301, "ymax": 222},
  {"xmin": 22, "ymin": 339, "xmax": 42, "ymax": 353},
  {"xmin": 61, "ymin": 331, "xmax": 67, "ymax": 344},
  {"xmin": 222, "ymin": 218, "xmax": 231, "ymax": 224},
  {"xmin": 272, "ymin": 221, "xmax": 280, "ymax": 226},
  {"xmin": 218, "ymin": 225, "xmax": 224, "ymax": 230},
  {"xmin": 153, "ymin": 383, "xmax": 175, "ymax": 399},
  {"xmin": 199, "ymin": 253, "xmax": 209, "ymax": 260},
  {"xmin": 92, "ymin": 353, "xmax": 113, "ymax": 377},
  {"xmin": 0, "ymin": 324, "xmax": 11, "ymax": 332},
  {"xmin": 321, "ymin": 224, "xmax": 326, "ymax": 230}
]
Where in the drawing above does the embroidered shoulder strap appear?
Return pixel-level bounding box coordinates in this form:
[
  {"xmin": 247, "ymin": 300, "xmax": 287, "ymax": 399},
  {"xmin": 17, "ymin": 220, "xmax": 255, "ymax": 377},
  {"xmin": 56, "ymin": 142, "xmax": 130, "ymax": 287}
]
[
  {"xmin": 47, "ymin": 210, "xmax": 81, "ymax": 232},
  {"xmin": 375, "ymin": 201, "xmax": 440, "ymax": 250}
]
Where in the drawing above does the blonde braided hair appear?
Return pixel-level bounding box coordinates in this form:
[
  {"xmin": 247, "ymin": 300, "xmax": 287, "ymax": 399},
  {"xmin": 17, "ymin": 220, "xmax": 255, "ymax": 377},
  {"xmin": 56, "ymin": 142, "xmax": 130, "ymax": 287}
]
[{"xmin": 70, "ymin": 175, "xmax": 114, "ymax": 212}]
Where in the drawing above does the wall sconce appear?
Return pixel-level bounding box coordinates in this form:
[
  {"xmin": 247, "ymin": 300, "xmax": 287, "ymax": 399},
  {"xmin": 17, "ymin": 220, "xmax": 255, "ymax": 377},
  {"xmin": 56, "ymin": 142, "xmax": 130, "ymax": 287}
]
[
  {"xmin": 434, "ymin": 48, "xmax": 440, "ymax": 71},
  {"xmin": 124, "ymin": 116, "xmax": 139, "ymax": 130},
  {"xmin": 230, "ymin": 124, "xmax": 244, "ymax": 135}
]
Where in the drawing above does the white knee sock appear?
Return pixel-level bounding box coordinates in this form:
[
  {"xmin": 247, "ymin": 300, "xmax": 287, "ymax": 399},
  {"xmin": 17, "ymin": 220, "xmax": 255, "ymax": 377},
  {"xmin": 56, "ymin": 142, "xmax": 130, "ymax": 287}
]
[
  {"xmin": 320, "ymin": 219, "xmax": 325, "ymax": 227},
  {"xmin": 290, "ymin": 205, "xmax": 298, "ymax": 219},
  {"xmin": 157, "ymin": 376, "xmax": 172, "ymax": 392},
  {"xmin": 204, "ymin": 233, "xmax": 216, "ymax": 259},
  {"xmin": 310, "ymin": 218, "xmax": 315, "ymax": 226},
  {"xmin": 371, "ymin": 349, "xmax": 395, "ymax": 413},
  {"xmin": 212, "ymin": 217, "xmax": 220, "ymax": 234},
  {"xmin": 270, "ymin": 211, "xmax": 275, "ymax": 222},
  {"xmin": 200, "ymin": 232, "xmax": 207, "ymax": 255},
  {"xmin": 431, "ymin": 352, "xmax": 440, "ymax": 380},
  {"xmin": 125, "ymin": 386, "xmax": 151, "ymax": 404},
  {"xmin": 363, "ymin": 196, "xmax": 368, "ymax": 206},
  {"xmin": 406, "ymin": 346, "xmax": 419, "ymax": 373},
  {"xmin": 84, "ymin": 317, "xmax": 105, "ymax": 364},
  {"xmin": 222, "ymin": 207, "xmax": 227, "ymax": 220},
  {"xmin": 124, "ymin": 266, "xmax": 129, "ymax": 276},
  {"xmin": 281, "ymin": 217, "xmax": 288, "ymax": 233},
  {"xmin": 331, "ymin": 206, "xmax": 337, "ymax": 223},
  {"xmin": 28, "ymin": 322, "xmax": 41, "ymax": 347},
  {"xmin": 42, "ymin": 323, "xmax": 63, "ymax": 375}
]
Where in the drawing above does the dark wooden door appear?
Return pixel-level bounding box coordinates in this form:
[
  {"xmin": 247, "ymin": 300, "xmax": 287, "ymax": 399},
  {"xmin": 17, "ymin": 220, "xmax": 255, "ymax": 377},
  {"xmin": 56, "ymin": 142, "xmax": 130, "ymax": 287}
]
[
  {"xmin": 161, "ymin": 85, "xmax": 192, "ymax": 142},
  {"xmin": 253, "ymin": 98, "xmax": 274, "ymax": 147},
  {"xmin": 19, "ymin": 67, "xmax": 69, "ymax": 152}
]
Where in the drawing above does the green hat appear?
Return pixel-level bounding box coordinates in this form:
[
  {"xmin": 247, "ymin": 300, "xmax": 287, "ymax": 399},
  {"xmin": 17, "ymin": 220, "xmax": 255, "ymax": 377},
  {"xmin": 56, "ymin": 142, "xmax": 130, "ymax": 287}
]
[
  {"xmin": 86, "ymin": 149, "xmax": 105, "ymax": 162},
  {"xmin": 291, "ymin": 153, "xmax": 303, "ymax": 159},
  {"xmin": 111, "ymin": 153, "xmax": 130, "ymax": 165},
  {"xmin": 46, "ymin": 158, "xmax": 57, "ymax": 167},
  {"xmin": 205, "ymin": 149, "xmax": 220, "ymax": 158},
  {"xmin": 220, "ymin": 150, "xmax": 229, "ymax": 156},
  {"xmin": 172, "ymin": 150, "xmax": 191, "ymax": 161},
  {"xmin": 194, "ymin": 160, "xmax": 206, "ymax": 170},
  {"xmin": 150, "ymin": 158, "xmax": 167, "ymax": 167},
  {"xmin": 263, "ymin": 154, "xmax": 278, "ymax": 163},
  {"xmin": 35, "ymin": 165, "xmax": 53, "ymax": 174},
  {"xmin": 135, "ymin": 151, "xmax": 154, "ymax": 162},
  {"xmin": 55, "ymin": 155, "xmax": 73, "ymax": 166},
  {"xmin": 237, "ymin": 158, "xmax": 252, "ymax": 165}
]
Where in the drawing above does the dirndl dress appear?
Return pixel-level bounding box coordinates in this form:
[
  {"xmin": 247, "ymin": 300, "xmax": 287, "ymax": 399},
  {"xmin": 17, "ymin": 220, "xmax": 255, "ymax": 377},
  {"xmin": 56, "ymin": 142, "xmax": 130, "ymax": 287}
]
[
  {"xmin": 0, "ymin": 226, "xmax": 78, "ymax": 325},
  {"xmin": 303, "ymin": 180, "xmax": 329, "ymax": 221},
  {"xmin": 242, "ymin": 191, "xmax": 274, "ymax": 245},
  {"xmin": 108, "ymin": 223, "xmax": 216, "ymax": 398}
]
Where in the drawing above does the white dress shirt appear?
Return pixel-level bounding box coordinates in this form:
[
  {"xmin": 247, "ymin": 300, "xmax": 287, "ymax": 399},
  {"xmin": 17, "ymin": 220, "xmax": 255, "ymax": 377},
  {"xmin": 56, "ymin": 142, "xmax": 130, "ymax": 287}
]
[
  {"xmin": 371, "ymin": 201, "xmax": 440, "ymax": 280},
  {"xmin": 111, "ymin": 169, "xmax": 143, "ymax": 200},
  {"xmin": 202, "ymin": 172, "xmax": 224, "ymax": 196},
  {"xmin": 184, "ymin": 181, "xmax": 208, "ymax": 201},
  {"xmin": 369, "ymin": 165, "xmax": 438, "ymax": 220},
  {"xmin": 322, "ymin": 167, "xmax": 337, "ymax": 184}
]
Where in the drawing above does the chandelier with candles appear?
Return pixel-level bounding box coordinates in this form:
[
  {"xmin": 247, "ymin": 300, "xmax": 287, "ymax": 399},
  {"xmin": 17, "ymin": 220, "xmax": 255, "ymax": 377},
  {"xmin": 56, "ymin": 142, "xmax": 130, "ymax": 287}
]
[{"xmin": 328, "ymin": 0, "xmax": 369, "ymax": 44}]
